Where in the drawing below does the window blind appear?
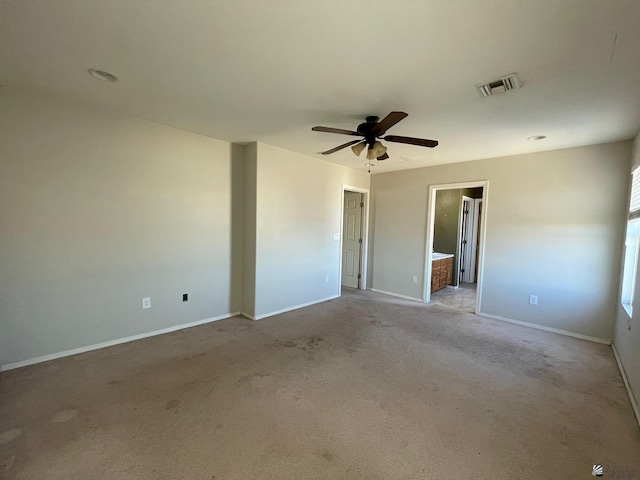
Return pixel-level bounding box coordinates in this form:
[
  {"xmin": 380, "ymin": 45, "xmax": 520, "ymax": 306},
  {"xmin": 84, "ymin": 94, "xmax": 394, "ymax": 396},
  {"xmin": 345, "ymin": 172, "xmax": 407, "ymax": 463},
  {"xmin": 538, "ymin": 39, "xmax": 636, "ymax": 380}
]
[{"xmin": 630, "ymin": 167, "xmax": 640, "ymax": 219}]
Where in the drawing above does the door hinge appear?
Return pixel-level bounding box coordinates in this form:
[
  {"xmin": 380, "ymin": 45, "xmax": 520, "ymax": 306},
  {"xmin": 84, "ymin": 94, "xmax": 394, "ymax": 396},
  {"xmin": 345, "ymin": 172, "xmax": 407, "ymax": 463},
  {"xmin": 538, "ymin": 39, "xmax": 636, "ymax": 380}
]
[
  {"xmin": 357, "ymin": 274, "xmax": 361, "ymax": 279},
  {"xmin": 358, "ymin": 238, "xmax": 363, "ymax": 244},
  {"xmin": 360, "ymin": 202, "xmax": 364, "ymax": 208}
]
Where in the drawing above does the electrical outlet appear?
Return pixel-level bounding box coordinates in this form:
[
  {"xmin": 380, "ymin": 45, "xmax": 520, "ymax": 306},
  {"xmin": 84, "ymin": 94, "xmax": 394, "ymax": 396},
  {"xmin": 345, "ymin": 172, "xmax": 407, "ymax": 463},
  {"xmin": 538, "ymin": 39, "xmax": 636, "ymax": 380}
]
[
  {"xmin": 529, "ymin": 294, "xmax": 538, "ymax": 305},
  {"xmin": 183, "ymin": 293, "xmax": 188, "ymax": 302},
  {"xmin": 412, "ymin": 275, "xmax": 418, "ymax": 283},
  {"xmin": 142, "ymin": 297, "xmax": 151, "ymax": 309},
  {"xmin": 325, "ymin": 275, "xmax": 329, "ymax": 283}
]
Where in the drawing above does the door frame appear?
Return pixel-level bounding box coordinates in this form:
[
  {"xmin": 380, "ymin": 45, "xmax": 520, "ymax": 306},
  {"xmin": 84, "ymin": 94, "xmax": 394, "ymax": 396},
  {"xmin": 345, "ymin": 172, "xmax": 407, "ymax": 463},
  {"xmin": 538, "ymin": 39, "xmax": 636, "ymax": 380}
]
[
  {"xmin": 423, "ymin": 181, "xmax": 489, "ymax": 314},
  {"xmin": 340, "ymin": 185, "xmax": 370, "ymax": 291}
]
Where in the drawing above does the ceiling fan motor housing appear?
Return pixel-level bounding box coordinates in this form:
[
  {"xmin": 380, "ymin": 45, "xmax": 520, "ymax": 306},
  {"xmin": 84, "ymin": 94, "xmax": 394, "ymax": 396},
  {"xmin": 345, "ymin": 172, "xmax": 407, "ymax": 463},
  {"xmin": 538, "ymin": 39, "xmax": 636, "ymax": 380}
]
[{"xmin": 357, "ymin": 116, "xmax": 381, "ymax": 145}]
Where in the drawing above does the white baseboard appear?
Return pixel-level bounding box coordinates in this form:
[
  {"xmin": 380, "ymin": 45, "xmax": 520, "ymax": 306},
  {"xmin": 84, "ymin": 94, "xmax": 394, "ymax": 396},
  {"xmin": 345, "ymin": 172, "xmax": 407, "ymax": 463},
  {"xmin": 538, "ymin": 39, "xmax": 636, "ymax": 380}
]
[
  {"xmin": 0, "ymin": 311, "xmax": 241, "ymax": 372},
  {"xmin": 251, "ymin": 295, "xmax": 340, "ymax": 321},
  {"xmin": 477, "ymin": 312, "xmax": 612, "ymax": 345},
  {"xmin": 612, "ymin": 343, "xmax": 640, "ymax": 429},
  {"xmin": 369, "ymin": 288, "xmax": 423, "ymax": 302}
]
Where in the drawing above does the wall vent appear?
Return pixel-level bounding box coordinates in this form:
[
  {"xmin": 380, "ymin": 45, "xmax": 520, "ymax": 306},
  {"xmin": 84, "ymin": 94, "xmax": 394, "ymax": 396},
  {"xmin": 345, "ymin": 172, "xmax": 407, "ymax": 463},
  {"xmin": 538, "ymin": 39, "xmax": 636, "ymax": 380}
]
[{"xmin": 476, "ymin": 74, "xmax": 521, "ymax": 98}]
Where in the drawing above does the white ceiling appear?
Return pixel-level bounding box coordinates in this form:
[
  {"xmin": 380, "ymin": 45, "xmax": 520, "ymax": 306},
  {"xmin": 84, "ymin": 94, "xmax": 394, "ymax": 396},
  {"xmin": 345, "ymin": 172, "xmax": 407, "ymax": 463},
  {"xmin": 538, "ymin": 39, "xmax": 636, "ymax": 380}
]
[{"xmin": 1, "ymin": 0, "xmax": 640, "ymax": 173}]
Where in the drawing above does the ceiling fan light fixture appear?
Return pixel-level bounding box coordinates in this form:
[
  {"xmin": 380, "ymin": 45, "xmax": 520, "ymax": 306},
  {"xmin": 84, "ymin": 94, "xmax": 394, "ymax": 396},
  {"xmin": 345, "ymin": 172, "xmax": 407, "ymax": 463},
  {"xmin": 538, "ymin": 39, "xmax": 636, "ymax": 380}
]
[
  {"xmin": 351, "ymin": 142, "xmax": 366, "ymax": 156},
  {"xmin": 312, "ymin": 112, "xmax": 438, "ymax": 157}
]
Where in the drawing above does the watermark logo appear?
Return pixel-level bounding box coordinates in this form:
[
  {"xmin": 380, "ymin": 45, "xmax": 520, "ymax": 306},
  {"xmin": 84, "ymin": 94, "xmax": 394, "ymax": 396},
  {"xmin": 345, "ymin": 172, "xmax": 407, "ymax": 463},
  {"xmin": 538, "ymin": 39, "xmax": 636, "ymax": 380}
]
[{"xmin": 592, "ymin": 460, "xmax": 636, "ymax": 478}]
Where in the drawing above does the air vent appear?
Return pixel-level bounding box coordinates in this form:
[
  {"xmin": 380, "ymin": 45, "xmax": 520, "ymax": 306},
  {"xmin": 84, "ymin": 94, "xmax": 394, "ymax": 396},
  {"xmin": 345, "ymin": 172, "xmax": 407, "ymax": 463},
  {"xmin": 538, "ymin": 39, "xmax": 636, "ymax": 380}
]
[{"xmin": 476, "ymin": 74, "xmax": 521, "ymax": 98}]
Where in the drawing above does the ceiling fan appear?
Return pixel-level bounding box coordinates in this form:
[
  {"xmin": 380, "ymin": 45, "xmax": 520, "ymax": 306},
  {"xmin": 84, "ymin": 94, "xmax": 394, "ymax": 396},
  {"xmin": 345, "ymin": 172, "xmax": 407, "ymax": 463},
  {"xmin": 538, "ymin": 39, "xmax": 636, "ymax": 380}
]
[{"xmin": 312, "ymin": 111, "xmax": 438, "ymax": 162}]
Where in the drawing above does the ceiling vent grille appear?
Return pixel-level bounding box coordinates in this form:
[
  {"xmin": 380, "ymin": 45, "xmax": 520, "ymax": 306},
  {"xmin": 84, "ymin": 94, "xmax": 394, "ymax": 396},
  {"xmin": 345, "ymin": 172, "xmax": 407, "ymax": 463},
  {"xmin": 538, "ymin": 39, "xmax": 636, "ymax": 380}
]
[{"xmin": 476, "ymin": 74, "xmax": 521, "ymax": 98}]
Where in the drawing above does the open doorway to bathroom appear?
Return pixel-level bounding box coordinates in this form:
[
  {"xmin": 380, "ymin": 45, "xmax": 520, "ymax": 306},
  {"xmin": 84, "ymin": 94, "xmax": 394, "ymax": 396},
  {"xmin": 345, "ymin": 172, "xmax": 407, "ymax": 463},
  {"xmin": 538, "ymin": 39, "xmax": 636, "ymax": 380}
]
[{"xmin": 424, "ymin": 182, "xmax": 488, "ymax": 314}]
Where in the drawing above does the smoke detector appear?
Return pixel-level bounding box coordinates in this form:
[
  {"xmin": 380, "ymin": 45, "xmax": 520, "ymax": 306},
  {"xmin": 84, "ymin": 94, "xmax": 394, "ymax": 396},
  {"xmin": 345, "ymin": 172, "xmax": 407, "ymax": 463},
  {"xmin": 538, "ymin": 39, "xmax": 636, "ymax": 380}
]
[{"xmin": 476, "ymin": 74, "xmax": 521, "ymax": 98}]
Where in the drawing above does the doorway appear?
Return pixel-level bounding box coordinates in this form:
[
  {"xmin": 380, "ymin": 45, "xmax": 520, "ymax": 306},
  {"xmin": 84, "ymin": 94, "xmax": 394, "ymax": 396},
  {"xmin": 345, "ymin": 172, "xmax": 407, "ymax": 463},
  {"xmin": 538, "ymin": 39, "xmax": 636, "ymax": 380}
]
[
  {"xmin": 424, "ymin": 182, "xmax": 488, "ymax": 313},
  {"xmin": 340, "ymin": 185, "xmax": 369, "ymax": 291}
]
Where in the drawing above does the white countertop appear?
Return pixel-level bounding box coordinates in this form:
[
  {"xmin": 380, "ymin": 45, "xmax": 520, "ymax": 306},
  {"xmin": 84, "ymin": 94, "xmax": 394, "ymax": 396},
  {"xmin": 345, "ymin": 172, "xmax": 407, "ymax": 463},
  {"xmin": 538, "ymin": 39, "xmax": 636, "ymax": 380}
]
[{"xmin": 432, "ymin": 252, "xmax": 454, "ymax": 260}]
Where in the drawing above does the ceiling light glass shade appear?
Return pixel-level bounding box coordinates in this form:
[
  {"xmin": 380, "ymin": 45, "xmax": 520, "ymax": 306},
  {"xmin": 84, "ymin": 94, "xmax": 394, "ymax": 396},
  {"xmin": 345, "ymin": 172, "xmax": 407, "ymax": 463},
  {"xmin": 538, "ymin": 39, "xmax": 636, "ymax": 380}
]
[
  {"xmin": 351, "ymin": 142, "xmax": 366, "ymax": 156},
  {"xmin": 366, "ymin": 146, "xmax": 377, "ymax": 160},
  {"xmin": 373, "ymin": 141, "xmax": 387, "ymax": 157}
]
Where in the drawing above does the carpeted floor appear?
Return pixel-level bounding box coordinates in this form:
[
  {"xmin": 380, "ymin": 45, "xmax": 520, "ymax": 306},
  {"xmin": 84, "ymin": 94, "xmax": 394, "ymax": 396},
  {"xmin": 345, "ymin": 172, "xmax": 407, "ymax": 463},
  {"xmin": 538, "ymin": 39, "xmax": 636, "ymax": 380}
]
[
  {"xmin": 430, "ymin": 282, "xmax": 477, "ymax": 312},
  {"xmin": 1, "ymin": 288, "xmax": 638, "ymax": 479}
]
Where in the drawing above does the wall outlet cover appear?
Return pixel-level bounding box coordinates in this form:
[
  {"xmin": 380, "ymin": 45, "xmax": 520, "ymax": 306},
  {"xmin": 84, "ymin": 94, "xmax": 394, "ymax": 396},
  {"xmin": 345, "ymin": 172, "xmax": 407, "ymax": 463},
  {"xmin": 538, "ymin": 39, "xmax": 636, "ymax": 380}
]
[{"xmin": 142, "ymin": 297, "xmax": 151, "ymax": 309}]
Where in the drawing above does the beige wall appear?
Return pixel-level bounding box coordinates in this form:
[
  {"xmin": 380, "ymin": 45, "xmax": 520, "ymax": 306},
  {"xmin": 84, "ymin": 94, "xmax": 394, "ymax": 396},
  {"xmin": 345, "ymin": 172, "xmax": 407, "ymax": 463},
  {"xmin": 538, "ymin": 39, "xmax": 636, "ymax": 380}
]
[
  {"xmin": 251, "ymin": 142, "xmax": 370, "ymax": 318},
  {"xmin": 0, "ymin": 88, "xmax": 372, "ymax": 366},
  {"xmin": 0, "ymin": 86, "xmax": 238, "ymax": 366},
  {"xmin": 241, "ymin": 143, "xmax": 257, "ymax": 317},
  {"xmin": 614, "ymin": 130, "xmax": 640, "ymax": 414},
  {"xmin": 370, "ymin": 141, "xmax": 631, "ymax": 340}
]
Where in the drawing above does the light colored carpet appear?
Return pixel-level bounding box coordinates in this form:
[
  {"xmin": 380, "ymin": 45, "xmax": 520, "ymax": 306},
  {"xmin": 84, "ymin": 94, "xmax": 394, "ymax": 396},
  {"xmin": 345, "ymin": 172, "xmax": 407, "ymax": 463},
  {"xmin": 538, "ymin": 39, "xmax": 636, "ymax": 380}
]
[
  {"xmin": 1, "ymin": 289, "xmax": 638, "ymax": 479},
  {"xmin": 430, "ymin": 282, "xmax": 477, "ymax": 312}
]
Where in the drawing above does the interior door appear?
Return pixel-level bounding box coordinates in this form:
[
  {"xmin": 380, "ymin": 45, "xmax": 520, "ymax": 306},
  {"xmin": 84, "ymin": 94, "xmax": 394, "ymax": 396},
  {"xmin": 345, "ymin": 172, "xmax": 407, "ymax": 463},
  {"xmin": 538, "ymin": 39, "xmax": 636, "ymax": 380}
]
[
  {"xmin": 459, "ymin": 196, "xmax": 472, "ymax": 283},
  {"xmin": 473, "ymin": 199, "xmax": 483, "ymax": 283},
  {"xmin": 462, "ymin": 197, "xmax": 480, "ymax": 283},
  {"xmin": 342, "ymin": 192, "xmax": 363, "ymax": 288}
]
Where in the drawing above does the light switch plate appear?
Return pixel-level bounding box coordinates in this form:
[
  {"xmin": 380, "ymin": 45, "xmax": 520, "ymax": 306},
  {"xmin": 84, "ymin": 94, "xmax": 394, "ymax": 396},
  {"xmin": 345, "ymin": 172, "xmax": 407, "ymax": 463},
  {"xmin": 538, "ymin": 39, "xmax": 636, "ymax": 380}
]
[{"xmin": 142, "ymin": 297, "xmax": 151, "ymax": 309}]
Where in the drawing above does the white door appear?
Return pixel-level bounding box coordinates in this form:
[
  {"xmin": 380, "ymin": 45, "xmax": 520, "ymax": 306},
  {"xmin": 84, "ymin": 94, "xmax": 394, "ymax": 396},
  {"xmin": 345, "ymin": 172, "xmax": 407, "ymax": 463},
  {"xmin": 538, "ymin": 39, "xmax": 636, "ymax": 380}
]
[
  {"xmin": 460, "ymin": 196, "xmax": 481, "ymax": 283},
  {"xmin": 459, "ymin": 196, "xmax": 473, "ymax": 284},
  {"xmin": 468, "ymin": 198, "xmax": 483, "ymax": 283},
  {"xmin": 342, "ymin": 192, "xmax": 363, "ymax": 288}
]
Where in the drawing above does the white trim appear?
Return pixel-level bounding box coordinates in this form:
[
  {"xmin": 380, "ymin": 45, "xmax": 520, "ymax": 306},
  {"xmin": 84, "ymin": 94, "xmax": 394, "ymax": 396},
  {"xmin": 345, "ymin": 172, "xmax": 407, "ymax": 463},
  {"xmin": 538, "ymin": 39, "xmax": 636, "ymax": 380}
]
[
  {"xmin": 0, "ymin": 312, "xmax": 241, "ymax": 372},
  {"xmin": 612, "ymin": 342, "xmax": 640, "ymax": 428},
  {"xmin": 251, "ymin": 294, "xmax": 340, "ymax": 320},
  {"xmin": 424, "ymin": 180, "xmax": 489, "ymax": 315},
  {"xmin": 477, "ymin": 312, "xmax": 612, "ymax": 345},
  {"xmin": 340, "ymin": 184, "xmax": 370, "ymax": 291},
  {"xmin": 369, "ymin": 288, "xmax": 423, "ymax": 302}
]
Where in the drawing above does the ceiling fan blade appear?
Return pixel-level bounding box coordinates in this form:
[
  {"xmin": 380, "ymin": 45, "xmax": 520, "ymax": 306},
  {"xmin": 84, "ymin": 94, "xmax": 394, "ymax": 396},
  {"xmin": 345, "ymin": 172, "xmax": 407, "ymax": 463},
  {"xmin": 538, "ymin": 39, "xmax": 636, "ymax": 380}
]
[
  {"xmin": 383, "ymin": 135, "xmax": 438, "ymax": 148},
  {"xmin": 321, "ymin": 139, "xmax": 363, "ymax": 155},
  {"xmin": 377, "ymin": 153, "xmax": 389, "ymax": 160},
  {"xmin": 372, "ymin": 111, "xmax": 408, "ymax": 135},
  {"xmin": 312, "ymin": 126, "xmax": 363, "ymax": 136}
]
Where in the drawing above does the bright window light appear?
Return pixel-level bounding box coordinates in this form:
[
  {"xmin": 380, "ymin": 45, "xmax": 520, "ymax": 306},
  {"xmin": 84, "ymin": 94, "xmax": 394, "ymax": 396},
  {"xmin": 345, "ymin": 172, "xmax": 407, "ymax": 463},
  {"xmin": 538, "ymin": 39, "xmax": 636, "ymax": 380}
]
[
  {"xmin": 621, "ymin": 219, "xmax": 640, "ymax": 317},
  {"xmin": 621, "ymin": 166, "xmax": 640, "ymax": 317}
]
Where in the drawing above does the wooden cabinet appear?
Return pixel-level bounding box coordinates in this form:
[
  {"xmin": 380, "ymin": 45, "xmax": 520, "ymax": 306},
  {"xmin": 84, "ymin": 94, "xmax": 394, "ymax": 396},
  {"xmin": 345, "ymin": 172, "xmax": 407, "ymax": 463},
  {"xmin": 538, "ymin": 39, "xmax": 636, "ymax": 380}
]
[{"xmin": 431, "ymin": 256, "xmax": 453, "ymax": 293}]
